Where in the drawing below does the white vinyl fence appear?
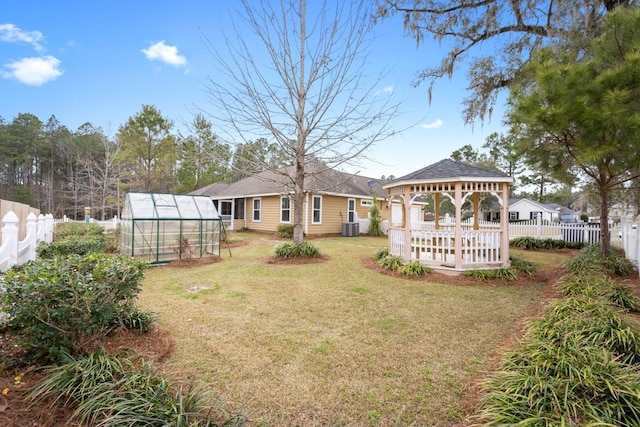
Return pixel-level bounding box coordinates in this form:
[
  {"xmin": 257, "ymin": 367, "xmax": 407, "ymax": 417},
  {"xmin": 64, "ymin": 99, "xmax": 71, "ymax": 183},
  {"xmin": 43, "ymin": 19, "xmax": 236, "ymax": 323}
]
[{"xmin": 0, "ymin": 211, "xmax": 54, "ymax": 272}]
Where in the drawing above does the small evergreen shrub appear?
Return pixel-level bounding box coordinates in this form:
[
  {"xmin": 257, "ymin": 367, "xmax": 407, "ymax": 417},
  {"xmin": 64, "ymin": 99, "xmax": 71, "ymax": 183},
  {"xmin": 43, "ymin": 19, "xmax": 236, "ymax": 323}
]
[
  {"xmin": 366, "ymin": 195, "xmax": 385, "ymax": 236},
  {"xmin": 121, "ymin": 306, "xmax": 158, "ymax": 334},
  {"xmin": 29, "ymin": 351, "xmax": 248, "ymax": 426},
  {"xmin": 399, "ymin": 261, "xmax": 430, "ymax": 276},
  {"xmin": 273, "ymin": 242, "xmax": 320, "ymax": 259},
  {"xmin": 1, "ymin": 253, "xmax": 147, "ymax": 363},
  {"xmin": 510, "ymin": 236, "xmax": 584, "ymax": 250},
  {"xmin": 372, "ymin": 248, "xmax": 389, "ymax": 261},
  {"xmin": 275, "ymin": 224, "xmax": 295, "ymax": 238},
  {"xmin": 53, "ymin": 222, "xmax": 105, "ymax": 240},
  {"xmin": 37, "ymin": 234, "xmax": 108, "ymax": 258}
]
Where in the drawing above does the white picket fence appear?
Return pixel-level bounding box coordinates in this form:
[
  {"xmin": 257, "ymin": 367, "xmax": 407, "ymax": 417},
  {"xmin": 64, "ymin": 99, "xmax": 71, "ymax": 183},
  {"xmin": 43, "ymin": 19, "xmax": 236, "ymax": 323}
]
[{"xmin": 0, "ymin": 211, "xmax": 55, "ymax": 272}]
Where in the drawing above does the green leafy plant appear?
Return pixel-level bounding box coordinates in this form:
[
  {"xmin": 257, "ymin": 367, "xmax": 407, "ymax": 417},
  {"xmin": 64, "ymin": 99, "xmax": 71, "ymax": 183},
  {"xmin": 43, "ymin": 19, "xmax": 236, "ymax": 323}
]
[
  {"xmin": 53, "ymin": 222, "xmax": 106, "ymax": 240},
  {"xmin": 464, "ymin": 267, "xmax": 517, "ymax": 281},
  {"xmin": 275, "ymin": 224, "xmax": 295, "ymax": 238},
  {"xmin": 121, "ymin": 306, "xmax": 158, "ymax": 334},
  {"xmin": 509, "ymin": 256, "xmax": 537, "ymax": 276},
  {"xmin": 366, "ymin": 195, "xmax": 385, "ymax": 236},
  {"xmin": 29, "ymin": 351, "xmax": 248, "ymax": 426},
  {"xmin": 1, "ymin": 254, "xmax": 148, "ymax": 363},
  {"xmin": 399, "ymin": 261, "xmax": 430, "ymax": 276},
  {"xmin": 377, "ymin": 255, "xmax": 404, "ymax": 272},
  {"xmin": 273, "ymin": 242, "xmax": 321, "ymax": 259},
  {"xmin": 565, "ymin": 245, "xmax": 637, "ymax": 277},
  {"xmin": 510, "ymin": 236, "xmax": 584, "ymax": 250},
  {"xmin": 372, "ymin": 248, "xmax": 389, "ymax": 261},
  {"xmin": 37, "ymin": 235, "xmax": 108, "ymax": 258}
]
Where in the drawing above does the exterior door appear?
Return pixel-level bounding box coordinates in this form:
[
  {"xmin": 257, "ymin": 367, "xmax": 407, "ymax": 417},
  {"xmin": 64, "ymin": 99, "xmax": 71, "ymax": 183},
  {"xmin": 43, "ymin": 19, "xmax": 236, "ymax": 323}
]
[
  {"xmin": 347, "ymin": 198, "xmax": 356, "ymax": 222},
  {"xmin": 220, "ymin": 200, "xmax": 233, "ymax": 230}
]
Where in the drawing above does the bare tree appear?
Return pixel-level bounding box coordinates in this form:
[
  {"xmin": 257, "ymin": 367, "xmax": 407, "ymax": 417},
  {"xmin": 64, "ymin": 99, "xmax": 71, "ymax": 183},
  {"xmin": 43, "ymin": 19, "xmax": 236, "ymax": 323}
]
[{"xmin": 204, "ymin": 0, "xmax": 399, "ymax": 244}]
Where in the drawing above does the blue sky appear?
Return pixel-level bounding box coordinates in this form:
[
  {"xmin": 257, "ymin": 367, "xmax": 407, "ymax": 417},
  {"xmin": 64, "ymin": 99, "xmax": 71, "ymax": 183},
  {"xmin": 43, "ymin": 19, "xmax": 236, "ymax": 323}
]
[{"xmin": 0, "ymin": 0, "xmax": 507, "ymax": 179}]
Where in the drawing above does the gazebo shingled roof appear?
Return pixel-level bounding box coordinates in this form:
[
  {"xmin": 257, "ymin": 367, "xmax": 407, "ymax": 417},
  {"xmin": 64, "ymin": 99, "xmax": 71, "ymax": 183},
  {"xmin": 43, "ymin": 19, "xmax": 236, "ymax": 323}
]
[{"xmin": 388, "ymin": 159, "xmax": 511, "ymax": 185}]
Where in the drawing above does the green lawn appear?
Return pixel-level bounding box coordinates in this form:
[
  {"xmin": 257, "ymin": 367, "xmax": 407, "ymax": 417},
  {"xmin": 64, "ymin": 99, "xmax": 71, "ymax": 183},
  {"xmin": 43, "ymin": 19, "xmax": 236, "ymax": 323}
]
[{"xmin": 138, "ymin": 233, "xmax": 567, "ymax": 426}]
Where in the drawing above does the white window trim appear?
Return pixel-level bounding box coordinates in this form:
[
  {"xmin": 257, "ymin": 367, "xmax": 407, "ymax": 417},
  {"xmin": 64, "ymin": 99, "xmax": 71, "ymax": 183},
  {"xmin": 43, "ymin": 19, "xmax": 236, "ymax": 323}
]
[
  {"xmin": 280, "ymin": 196, "xmax": 291, "ymax": 223},
  {"xmin": 252, "ymin": 198, "xmax": 261, "ymax": 222},
  {"xmin": 312, "ymin": 195, "xmax": 322, "ymax": 224},
  {"xmin": 361, "ymin": 199, "xmax": 373, "ymax": 207}
]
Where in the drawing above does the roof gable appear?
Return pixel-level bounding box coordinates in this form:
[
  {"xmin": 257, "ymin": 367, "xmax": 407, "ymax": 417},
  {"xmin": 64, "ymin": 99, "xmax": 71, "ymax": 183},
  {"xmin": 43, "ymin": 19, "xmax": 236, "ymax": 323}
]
[{"xmin": 394, "ymin": 159, "xmax": 510, "ymax": 182}]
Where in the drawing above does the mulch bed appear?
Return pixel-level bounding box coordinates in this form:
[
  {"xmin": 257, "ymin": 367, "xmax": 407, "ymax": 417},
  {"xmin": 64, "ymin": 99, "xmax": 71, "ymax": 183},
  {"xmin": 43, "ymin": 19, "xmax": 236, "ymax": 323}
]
[{"xmin": 0, "ymin": 328, "xmax": 176, "ymax": 426}]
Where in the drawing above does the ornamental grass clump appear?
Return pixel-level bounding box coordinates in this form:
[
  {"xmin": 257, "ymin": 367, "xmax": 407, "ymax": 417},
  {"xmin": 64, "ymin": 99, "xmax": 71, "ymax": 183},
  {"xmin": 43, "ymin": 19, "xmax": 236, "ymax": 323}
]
[
  {"xmin": 273, "ymin": 242, "xmax": 320, "ymax": 259},
  {"xmin": 377, "ymin": 255, "xmax": 404, "ymax": 271},
  {"xmin": 479, "ymin": 268, "xmax": 640, "ymax": 425},
  {"xmin": 565, "ymin": 245, "xmax": 637, "ymax": 277},
  {"xmin": 399, "ymin": 261, "xmax": 430, "ymax": 276},
  {"xmin": 510, "ymin": 236, "xmax": 584, "ymax": 250},
  {"xmin": 29, "ymin": 351, "xmax": 248, "ymax": 426},
  {"xmin": 372, "ymin": 248, "xmax": 388, "ymax": 261}
]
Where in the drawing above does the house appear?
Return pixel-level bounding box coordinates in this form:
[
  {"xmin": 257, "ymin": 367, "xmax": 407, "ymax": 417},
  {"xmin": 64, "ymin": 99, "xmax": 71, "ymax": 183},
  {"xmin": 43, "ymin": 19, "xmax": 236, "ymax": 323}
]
[
  {"xmin": 506, "ymin": 198, "xmax": 578, "ymax": 222},
  {"xmin": 191, "ymin": 163, "xmax": 388, "ymax": 234}
]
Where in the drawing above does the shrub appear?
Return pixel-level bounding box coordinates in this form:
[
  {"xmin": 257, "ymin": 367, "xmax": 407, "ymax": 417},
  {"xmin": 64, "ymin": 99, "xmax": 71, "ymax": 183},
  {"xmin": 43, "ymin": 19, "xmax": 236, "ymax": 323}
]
[
  {"xmin": 273, "ymin": 242, "xmax": 320, "ymax": 259},
  {"xmin": 510, "ymin": 236, "xmax": 584, "ymax": 250},
  {"xmin": 275, "ymin": 224, "xmax": 295, "ymax": 238},
  {"xmin": 37, "ymin": 234, "xmax": 108, "ymax": 258},
  {"xmin": 377, "ymin": 255, "xmax": 404, "ymax": 272},
  {"xmin": 29, "ymin": 351, "xmax": 248, "ymax": 426},
  {"xmin": 399, "ymin": 261, "xmax": 430, "ymax": 276},
  {"xmin": 558, "ymin": 273, "xmax": 640, "ymax": 312},
  {"xmin": 372, "ymin": 248, "xmax": 389, "ymax": 261},
  {"xmin": 0, "ymin": 254, "xmax": 147, "ymax": 363},
  {"xmin": 53, "ymin": 222, "xmax": 106, "ymax": 240}
]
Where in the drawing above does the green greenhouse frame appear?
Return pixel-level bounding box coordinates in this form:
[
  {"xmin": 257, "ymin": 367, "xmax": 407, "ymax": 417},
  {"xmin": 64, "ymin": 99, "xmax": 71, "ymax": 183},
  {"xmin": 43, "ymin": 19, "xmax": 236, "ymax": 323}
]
[{"xmin": 120, "ymin": 192, "xmax": 222, "ymax": 264}]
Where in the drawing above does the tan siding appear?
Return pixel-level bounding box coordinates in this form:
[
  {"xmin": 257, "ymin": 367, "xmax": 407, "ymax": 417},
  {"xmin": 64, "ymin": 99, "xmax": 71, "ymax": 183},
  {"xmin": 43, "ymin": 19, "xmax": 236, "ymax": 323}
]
[{"xmin": 242, "ymin": 194, "xmax": 389, "ymax": 235}]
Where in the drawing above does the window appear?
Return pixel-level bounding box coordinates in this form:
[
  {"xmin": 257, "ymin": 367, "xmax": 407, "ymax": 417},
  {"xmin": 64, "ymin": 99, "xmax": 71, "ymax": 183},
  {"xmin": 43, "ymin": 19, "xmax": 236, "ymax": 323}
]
[
  {"xmin": 361, "ymin": 199, "xmax": 373, "ymax": 207},
  {"xmin": 312, "ymin": 195, "xmax": 322, "ymax": 224},
  {"xmin": 509, "ymin": 211, "xmax": 519, "ymax": 220},
  {"xmin": 347, "ymin": 198, "xmax": 356, "ymax": 222},
  {"xmin": 252, "ymin": 198, "xmax": 261, "ymax": 222},
  {"xmin": 280, "ymin": 197, "xmax": 291, "ymax": 223},
  {"xmin": 234, "ymin": 198, "xmax": 245, "ymax": 220},
  {"xmin": 530, "ymin": 211, "xmax": 542, "ymax": 220}
]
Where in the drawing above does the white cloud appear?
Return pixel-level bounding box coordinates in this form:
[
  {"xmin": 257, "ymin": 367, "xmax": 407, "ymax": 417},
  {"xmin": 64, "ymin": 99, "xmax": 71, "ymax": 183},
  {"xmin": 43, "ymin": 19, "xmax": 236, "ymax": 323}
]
[
  {"xmin": 383, "ymin": 85, "xmax": 394, "ymax": 93},
  {"xmin": 421, "ymin": 119, "xmax": 443, "ymax": 129},
  {"xmin": 3, "ymin": 56, "xmax": 62, "ymax": 85},
  {"xmin": 0, "ymin": 23, "xmax": 44, "ymax": 52},
  {"xmin": 142, "ymin": 41, "xmax": 187, "ymax": 66}
]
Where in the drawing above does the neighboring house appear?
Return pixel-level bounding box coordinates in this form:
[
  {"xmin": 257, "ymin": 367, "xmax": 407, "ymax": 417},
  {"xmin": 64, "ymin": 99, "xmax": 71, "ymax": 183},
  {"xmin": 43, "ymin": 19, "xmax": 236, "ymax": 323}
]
[
  {"xmin": 191, "ymin": 163, "xmax": 388, "ymax": 234},
  {"xmin": 507, "ymin": 198, "xmax": 578, "ymax": 222},
  {"xmin": 609, "ymin": 202, "xmax": 636, "ymax": 220},
  {"xmin": 484, "ymin": 198, "xmax": 578, "ymax": 222}
]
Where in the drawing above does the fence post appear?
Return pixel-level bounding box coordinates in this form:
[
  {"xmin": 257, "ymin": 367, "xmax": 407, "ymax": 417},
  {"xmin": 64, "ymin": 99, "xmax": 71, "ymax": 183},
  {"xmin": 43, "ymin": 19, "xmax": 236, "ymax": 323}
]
[
  {"xmin": 113, "ymin": 215, "xmax": 118, "ymax": 229},
  {"xmin": 44, "ymin": 213, "xmax": 54, "ymax": 243},
  {"xmin": 23, "ymin": 212, "xmax": 37, "ymax": 262},
  {"xmin": 536, "ymin": 213, "xmax": 542, "ymax": 239},
  {"xmin": 36, "ymin": 213, "xmax": 45, "ymax": 242},
  {"xmin": 1, "ymin": 211, "xmax": 20, "ymax": 270}
]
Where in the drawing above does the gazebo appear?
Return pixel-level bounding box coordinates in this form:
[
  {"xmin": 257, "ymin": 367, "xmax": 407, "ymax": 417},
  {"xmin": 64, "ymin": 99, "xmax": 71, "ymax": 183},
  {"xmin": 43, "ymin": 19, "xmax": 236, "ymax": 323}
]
[{"xmin": 383, "ymin": 159, "xmax": 514, "ymax": 272}]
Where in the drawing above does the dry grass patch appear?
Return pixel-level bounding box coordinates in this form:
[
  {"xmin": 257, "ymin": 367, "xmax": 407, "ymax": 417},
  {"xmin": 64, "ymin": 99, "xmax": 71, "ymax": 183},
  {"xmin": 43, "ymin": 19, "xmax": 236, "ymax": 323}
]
[{"xmin": 138, "ymin": 234, "xmax": 562, "ymax": 426}]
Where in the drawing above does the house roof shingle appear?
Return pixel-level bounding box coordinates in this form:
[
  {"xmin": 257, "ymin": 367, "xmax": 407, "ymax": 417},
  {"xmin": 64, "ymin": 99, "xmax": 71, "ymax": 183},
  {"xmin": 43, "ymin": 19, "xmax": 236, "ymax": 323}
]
[{"xmin": 191, "ymin": 163, "xmax": 387, "ymax": 199}]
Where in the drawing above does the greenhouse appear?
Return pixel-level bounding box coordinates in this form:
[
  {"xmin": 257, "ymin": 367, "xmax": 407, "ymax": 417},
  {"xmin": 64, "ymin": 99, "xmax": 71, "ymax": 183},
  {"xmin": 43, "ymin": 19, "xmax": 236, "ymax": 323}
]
[{"xmin": 120, "ymin": 192, "xmax": 222, "ymax": 264}]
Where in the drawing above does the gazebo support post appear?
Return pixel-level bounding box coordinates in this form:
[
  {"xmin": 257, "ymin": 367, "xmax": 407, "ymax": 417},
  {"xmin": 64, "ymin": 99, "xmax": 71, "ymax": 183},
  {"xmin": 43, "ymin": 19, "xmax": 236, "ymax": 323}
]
[
  {"xmin": 454, "ymin": 182, "xmax": 463, "ymax": 269},
  {"xmin": 500, "ymin": 183, "xmax": 510, "ymax": 267},
  {"xmin": 403, "ymin": 192, "xmax": 412, "ymax": 262},
  {"xmin": 434, "ymin": 193, "xmax": 440, "ymax": 230},
  {"xmin": 473, "ymin": 193, "xmax": 480, "ymax": 230}
]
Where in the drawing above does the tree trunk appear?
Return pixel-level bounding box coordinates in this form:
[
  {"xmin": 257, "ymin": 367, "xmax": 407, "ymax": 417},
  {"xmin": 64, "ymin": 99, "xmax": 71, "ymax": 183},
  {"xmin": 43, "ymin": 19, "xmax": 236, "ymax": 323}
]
[
  {"xmin": 293, "ymin": 161, "xmax": 305, "ymax": 244},
  {"xmin": 599, "ymin": 186, "xmax": 610, "ymax": 258}
]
